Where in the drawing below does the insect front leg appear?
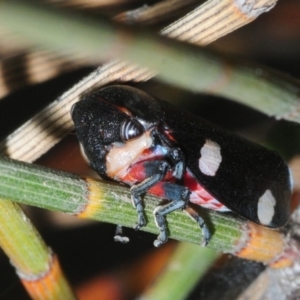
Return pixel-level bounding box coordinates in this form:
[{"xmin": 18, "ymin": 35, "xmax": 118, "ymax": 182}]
[
  {"xmin": 151, "ymin": 129, "xmax": 185, "ymax": 181},
  {"xmin": 130, "ymin": 160, "xmax": 170, "ymax": 230},
  {"xmin": 169, "ymin": 147, "xmax": 185, "ymax": 181}
]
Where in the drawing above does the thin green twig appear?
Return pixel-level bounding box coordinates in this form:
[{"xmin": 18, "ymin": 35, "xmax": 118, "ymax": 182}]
[
  {"xmin": 0, "ymin": 154, "xmax": 288, "ymax": 267},
  {"xmin": 0, "ymin": 155, "xmax": 241, "ymax": 253},
  {"xmin": 0, "ymin": 199, "xmax": 76, "ymax": 299}
]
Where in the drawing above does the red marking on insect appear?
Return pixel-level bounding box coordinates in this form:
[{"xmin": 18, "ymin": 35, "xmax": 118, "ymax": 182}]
[
  {"xmin": 184, "ymin": 172, "xmax": 229, "ymax": 211},
  {"xmin": 120, "ymin": 147, "xmax": 228, "ymax": 212},
  {"xmin": 164, "ymin": 129, "xmax": 177, "ymax": 143},
  {"xmin": 148, "ymin": 182, "xmax": 170, "ymax": 198}
]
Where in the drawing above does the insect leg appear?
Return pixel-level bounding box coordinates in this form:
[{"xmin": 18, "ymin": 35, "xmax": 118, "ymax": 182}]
[
  {"xmin": 151, "ymin": 129, "xmax": 185, "ymax": 180},
  {"xmin": 169, "ymin": 147, "xmax": 185, "ymax": 181},
  {"xmin": 153, "ymin": 183, "xmax": 190, "ymax": 247},
  {"xmin": 130, "ymin": 161, "xmax": 169, "ymax": 230},
  {"xmin": 114, "ymin": 225, "xmax": 129, "ymax": 244},
  {"xmin": 184, "ymin": 206, "xmax": 211, "ymax": 246}
]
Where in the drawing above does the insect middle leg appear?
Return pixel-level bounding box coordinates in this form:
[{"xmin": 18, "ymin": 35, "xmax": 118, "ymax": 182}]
[
  {"xmin": 152, "ymin": 183, "xmax": 211, "ymax": 247},
  {"xmin": 151, "ymin": 181, "xmax": 190, "ymax": 247}
]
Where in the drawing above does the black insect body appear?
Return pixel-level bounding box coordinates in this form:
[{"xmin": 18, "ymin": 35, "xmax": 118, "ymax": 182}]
[{"xmin": 71, "ymin": 85, "xmax": 292, "ymax": 247}]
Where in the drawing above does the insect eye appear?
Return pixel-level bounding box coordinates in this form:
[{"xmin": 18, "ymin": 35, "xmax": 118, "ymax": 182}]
[{"xmin": 120, "ymin": 118, "xmax": 144, "ymax": 141}]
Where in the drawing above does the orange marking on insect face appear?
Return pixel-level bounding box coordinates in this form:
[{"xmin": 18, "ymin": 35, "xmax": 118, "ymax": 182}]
[{"xmin": 106, "ymin": 131, "xmax": 153, "ymax": 179}]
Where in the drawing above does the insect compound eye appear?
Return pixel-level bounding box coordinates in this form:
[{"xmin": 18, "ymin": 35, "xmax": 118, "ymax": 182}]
[{"xmin": 120, "ymin": 118, "xmax": 145, "ymax": 141}]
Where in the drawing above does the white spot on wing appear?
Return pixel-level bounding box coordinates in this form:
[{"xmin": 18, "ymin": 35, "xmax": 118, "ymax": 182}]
[
  {"xmin": 199, "ymin": 139, "xmax": 222, "ymax": 176},
  {"xmin": 257, "ymin": 190, "xmax": 276, "ymax": 225}
]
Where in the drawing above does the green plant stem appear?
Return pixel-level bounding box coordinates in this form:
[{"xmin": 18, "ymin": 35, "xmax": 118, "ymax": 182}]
[
  {"xmin": 0, "ymin": 200, "xmax": 49, "ymax": 274},
  {"xmin": 0, "ymin": 155, "xmax": 242, "ymax": 253},
  {"xmin": 0, "ymin": 199, "xmax": 76, "ymax": 299},
  {"xmin": 0, "ymin": 0, "xmax": 299, "ymax": 122}
]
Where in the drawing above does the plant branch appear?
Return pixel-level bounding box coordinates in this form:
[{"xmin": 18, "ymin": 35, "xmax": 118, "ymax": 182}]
[{"xmin": 0, "ymin": 155, "xmax": 289, "ymax": 265}]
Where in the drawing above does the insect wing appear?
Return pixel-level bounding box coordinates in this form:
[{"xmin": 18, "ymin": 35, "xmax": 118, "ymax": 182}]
[{"xmin": 161, "ymin": 102, "xmax": 291, "ymax": 228}]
